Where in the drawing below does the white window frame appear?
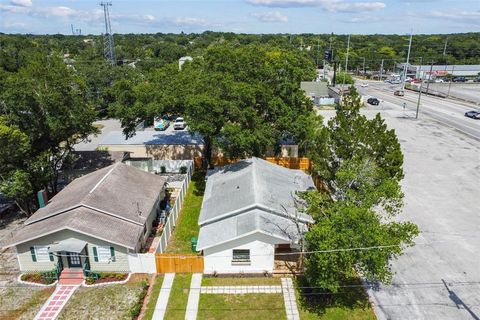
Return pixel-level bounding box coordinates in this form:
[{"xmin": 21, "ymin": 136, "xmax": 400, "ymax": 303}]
[
  {"xmin": 34, "ymin": 246, "xmax": 50, "ymax": 262},
  {"xmin": 97, "ymin": 246, "xmax": 112, "ymax": 262}
]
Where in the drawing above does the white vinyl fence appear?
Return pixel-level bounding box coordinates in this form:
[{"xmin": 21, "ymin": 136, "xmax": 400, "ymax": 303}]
[
  {"xmin": 156, "ymin": 161, "xmax": 194, "ymax": 253},
  {"xmin": 127, "ymin": 253, "xmax": 156, "ymax": 274}
]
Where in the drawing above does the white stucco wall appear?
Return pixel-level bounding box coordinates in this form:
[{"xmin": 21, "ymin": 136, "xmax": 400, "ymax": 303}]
[{"xmin": 202, "ymin": 233, "xmax": 288, "ymax": 274}]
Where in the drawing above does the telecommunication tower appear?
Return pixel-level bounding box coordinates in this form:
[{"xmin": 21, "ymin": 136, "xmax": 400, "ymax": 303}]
[{"xmin": 100, "ymin": 2, "xmax": 116, "ymax": 65}]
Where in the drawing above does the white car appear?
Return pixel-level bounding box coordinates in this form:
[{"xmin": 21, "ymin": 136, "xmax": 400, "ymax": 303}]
[
  {"xmin": 360, "ymin": 82, "xmax": 369, "ymax": 87},
  {"xmin": 173, "ymin": 117, "xmax": 186, "ymax": 130}
]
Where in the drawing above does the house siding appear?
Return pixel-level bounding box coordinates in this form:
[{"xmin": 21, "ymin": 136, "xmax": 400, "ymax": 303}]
[
  {"xmin": 16, "ymin": 229, "xmax": 131, "ymax": 273},
  {"xmin": 203, "ymin": 233, "xmax": 288, "ymax": 274}
]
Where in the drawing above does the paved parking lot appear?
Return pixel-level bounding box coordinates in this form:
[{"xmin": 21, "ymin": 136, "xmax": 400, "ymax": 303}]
[
  {"xmin": 319, "ymin": 101, "xmax": 480, "ymax": 320},
  {"xmin": 421, "ymin": 83, "xmax": 480, "ymax": 104}
]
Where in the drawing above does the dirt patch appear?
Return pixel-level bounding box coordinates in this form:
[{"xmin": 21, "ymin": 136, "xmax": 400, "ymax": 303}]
[{"xmin": 0, "ymin": 286, "xmax": 54, "ymax": 320}]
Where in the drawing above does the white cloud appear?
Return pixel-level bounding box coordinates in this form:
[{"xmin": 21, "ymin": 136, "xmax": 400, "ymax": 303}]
[
  {"xmin": 34, "ymin": 6, "xmax": 76, "ymax": 18},
  {"xmin": 246, "ymin": 0, "xmax": 386, "ymax": 12},
  {"xmin": 10, "ymin": 0, "xmax": 32, "ymax": 7},
  {"xmin": 252, "ymin": 11, "xmax": 288, "ymax": 22},
  {"xmin": 419, "ymin": 10, "xmax": 480, "ymax": 27},
  {"xmin": 173, "ymin": 17, "xmax": 210, "ymax": 26}
]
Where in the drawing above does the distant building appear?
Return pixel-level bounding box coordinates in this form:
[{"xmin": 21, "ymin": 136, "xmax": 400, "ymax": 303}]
[
  {"xmin": 396, "ymin": 64, "xmax": 480, "ymax": 79},
  {"xmin": 178, "ymin": 56, "xmax": 193, "ymax": 70},
  {"xmin": 300, "ymin": 81, "xmax": 334, "ymax": 106}
]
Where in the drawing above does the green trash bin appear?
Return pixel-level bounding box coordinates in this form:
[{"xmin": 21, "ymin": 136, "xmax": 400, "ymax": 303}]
[{"xmin": 191, "ymin": 237, "xmax": 198, "ymax": 252}]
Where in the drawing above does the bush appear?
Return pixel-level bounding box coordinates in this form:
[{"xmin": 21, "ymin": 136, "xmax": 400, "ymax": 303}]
[
  {"xmin": 180, "ymin": 166, "xmax": 187, "ymax": 174},
  {"xmin": 21, "ymin": 271, "xmax": 55, "ymax": 285},
  {"xmin": 160, "ymin": 166, "xmax": 166, "ymax": 173},
  {"xmin": 129, "ymin": 279, "xmax": 149, "ymax": 318}
]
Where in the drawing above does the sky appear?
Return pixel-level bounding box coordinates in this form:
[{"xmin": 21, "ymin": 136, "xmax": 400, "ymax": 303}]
[{"xmin": 0, "ymin": 0, "xmax": 479, "ymax": 35}]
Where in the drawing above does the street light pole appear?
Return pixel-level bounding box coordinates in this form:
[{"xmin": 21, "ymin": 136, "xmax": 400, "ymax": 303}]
[
  {"xmin": 343, "ymin": 34, "xmax": 350, "ymax": 86},
  {"xmin": 425, "ymin": 61, "xmax": 434, "ymax": 95},
  {"xmin": 402, "ymin": 31, "xmax": 413, "ymax": 90}
]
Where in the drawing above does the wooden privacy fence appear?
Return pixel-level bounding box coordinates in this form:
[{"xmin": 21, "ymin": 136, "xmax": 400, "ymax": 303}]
[
  {"xmin": 194, "ymin": 157, "xmax": 312, "ymax": 171},
  {"xmin": 155, "ymin": 254, "xmax": 204, "ymax": 273}
]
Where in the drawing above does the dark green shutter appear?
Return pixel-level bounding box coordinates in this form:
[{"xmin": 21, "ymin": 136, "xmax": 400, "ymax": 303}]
[
  {"xmin": 49, "ymin": 252, "xmax": 54, "ymax": 262},
  {"xmin": 30, "ymin": 247, "xmax": 37, "ymax": 262},
  {"xmin": 92, "ymin": 246, "xmax": 98, "ymax": 262},
  {"xmin": 110, "ymin": 247, "xmax": 115, "ymax": 260}
]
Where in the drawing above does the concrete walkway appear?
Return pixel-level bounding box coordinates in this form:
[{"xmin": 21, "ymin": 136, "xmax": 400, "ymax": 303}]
[
  {"xmin": 201, "ymin": 285, "xmax": 282, "ymax": 294},
  {"xmin": 34, "ymin": 285, "xmax": 79, "ymax": 320},
  {"xmin": 185, "ymin": 273, "xmax": 202, "ymax": 320},
  {"xmin": 152, "ymin": 273, "xmax": 175, "ymax": 320},
  {"xmin": 281, "ymin": 278, "xmax": 300, "ymax": 320}
]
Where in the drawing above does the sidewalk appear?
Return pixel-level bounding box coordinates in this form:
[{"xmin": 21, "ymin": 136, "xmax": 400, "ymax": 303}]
[
  {"xmin": 151, "ymin": 273, "xmax": 175, "ymax": 320},
  {"xmin": 185, "ymin": 273, "xmax": 202, "ymax": 320}
]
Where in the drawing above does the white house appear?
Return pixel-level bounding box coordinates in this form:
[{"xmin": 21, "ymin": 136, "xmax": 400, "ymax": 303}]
[{"xmin": 196, "ymin": 157, "xmax": 315, "ymax": 274}]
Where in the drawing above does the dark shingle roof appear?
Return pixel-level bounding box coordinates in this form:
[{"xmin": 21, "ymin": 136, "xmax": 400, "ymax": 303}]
[{"xmin": 4, "ymin": 163, "xmax": 166, "ymax": 249}]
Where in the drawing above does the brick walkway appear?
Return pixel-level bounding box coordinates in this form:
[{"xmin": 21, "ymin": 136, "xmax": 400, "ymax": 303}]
[
  {"xmin": 281, "ymin": 278, "xmax": 300, "ymax": 320},
  {"xmin": 185, "ymin": 273, "xmax": 202, "ymax": 320},
  {"xmin": 34, "ymin": 285, "xmax": 79, "ymax": 320},
  {"xmin": 151, "ymin": 273, "xmax": 175, "ymax": 320}
]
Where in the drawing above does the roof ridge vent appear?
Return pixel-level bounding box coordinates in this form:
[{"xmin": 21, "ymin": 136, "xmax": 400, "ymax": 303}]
[{"xmin": 89, "ymin": 166, "xmax": 116, "ymax": 194}]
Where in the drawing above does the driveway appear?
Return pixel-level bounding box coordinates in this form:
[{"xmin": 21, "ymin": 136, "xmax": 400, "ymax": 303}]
[{"xmin": 318, "ymin": 98, "xmax": 480, "ymax": 319}]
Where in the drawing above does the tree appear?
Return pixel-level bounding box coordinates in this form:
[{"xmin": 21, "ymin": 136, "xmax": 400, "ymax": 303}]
[
  {"xmin": 303, "ymin": 88, "xmax": 419, "ymax": 292},
  {"xmin": 0, "ymin": 53, "xmax": 97, "ymax": 213},
  {"xmin": 336, "ymin": 71, "xmax": 354, "ymax": 85}
]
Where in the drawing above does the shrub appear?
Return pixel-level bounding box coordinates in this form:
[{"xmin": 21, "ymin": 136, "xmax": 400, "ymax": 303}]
[
  {"xmin": 160, "ymin": 166, "xmax": 166, "ymax": 173},
  {"xmin": 180, "ymin": 166, "xmax": 187, "ymax": 174},
  {"xmin": 21, "ymin": 271, "xmax": 55, "ymax": 284},
  {"xmin": 129, "ymin": 279, "xmax": 149, "ymax": 318}
]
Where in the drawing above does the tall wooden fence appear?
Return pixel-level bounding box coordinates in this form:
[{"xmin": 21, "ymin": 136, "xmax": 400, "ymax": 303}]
[
  {"xmin": 155, "ymin": 254, "xmax": 204, "ymax": 273},
  {"xmin": 194, "ymin": 157, "xmax": 311, "ymax": 171}
]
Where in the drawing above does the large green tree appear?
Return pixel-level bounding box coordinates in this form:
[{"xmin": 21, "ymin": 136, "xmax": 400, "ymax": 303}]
[
  {"xmin": 303, "ymin": 88, "xmax": 418, "ymax": 292},
  {"xmin": 0, "ymin": 54, "xmax": 97, "ymax": 213}
]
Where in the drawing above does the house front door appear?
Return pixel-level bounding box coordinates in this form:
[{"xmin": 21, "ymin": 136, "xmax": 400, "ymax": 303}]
[{"xmin": 67, "ymin": 253, "xmax": 82, "ymax": 268}]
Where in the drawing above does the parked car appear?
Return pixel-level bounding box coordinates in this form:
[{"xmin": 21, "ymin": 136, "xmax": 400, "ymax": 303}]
[
  {"xmin": 394, "ymin": 90, "xmax": 405, "ymax": 96},
  {"xmin": 474, "ymin": 77, "xmax": 480, "ymax": 83},
  {"xmin": 154, "ymin": 116, "xmax": 170, "ymax": 131},
  {"xmin": 173, "ymin": 117, "xmax": 186, "ymax": 130},
  {"xmin": 367, "ymin": 97, "xmax": 380, "ymax": 105},
  {"xmin": 465, "ymin": 111, "xmax": 480, "ymax": 119},
  {"xmin": 452, "ymin": 77, "xmax": 467, "ymax": 82},
  {"xmin": 435, "ymin": 78, "xmax": 444, "ymax": 83},
  {"xmin": 360, "ymin": 82, "xmax": 369, "ymax": 87}
]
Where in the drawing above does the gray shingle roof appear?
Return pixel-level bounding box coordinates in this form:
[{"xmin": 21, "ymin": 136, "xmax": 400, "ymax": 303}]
[
  {"xmin": 99, "ymin": 130, "xmax": 204, "ymax": 146},
  {"xmin": 4, "ymin": 163, "xmax": 166, "ymax": 250},
  {"xmin": 196, "ymin": 157, "xmax": 315, "ymax": 250}
]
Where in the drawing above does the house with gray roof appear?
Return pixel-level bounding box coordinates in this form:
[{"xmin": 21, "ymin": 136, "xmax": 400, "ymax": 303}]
[
  {"xmin": 3, "ymin": 163, "xmax": 166, "ymax": 275},
  {"xmin": 197, "ymin": 157, "xmax": 315, "ymax": 274},
  {"xmin": 98, "ymin": 130, "xmax": 204, "ymax": 160}
]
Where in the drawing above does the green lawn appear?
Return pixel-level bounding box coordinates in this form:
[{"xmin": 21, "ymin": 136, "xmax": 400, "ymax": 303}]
[
  {"xmin": 164, "ymin": 273, "xmax": 192, "ymax": 319},
  {"xmin": 294, "ymin": 277, "xmax": 376, "ymax": 320},
  {"xmin": 198, "ymin": 293, "xmax": 286, "ymax": 320},
  {"xmin": 202, "ymin": 277, "xmax": 281, "ymax": 286},
  {"xmin": 166, "ymin": 171, "xmax": 205, "ymax": 253},
  {"xmin": 143, "ymin": 275, "xmax": 164, "ymax": 320}
]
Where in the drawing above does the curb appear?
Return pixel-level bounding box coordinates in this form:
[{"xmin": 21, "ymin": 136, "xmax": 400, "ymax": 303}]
[{"xmin": 82, "ymin": 273, "xmax": 131, "ymax": 287}]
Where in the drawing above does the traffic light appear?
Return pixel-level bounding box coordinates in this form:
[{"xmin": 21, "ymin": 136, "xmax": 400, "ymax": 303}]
[{"xmin": 324, "ymin": 50, "xmax": 332, "ymax": 62}]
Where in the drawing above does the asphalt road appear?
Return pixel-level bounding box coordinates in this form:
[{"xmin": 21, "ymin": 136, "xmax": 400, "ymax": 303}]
[
  {"xmin": 333, "ymin": 80, "xmax": 480, "ymax": 320},
  {"xmin": 358, "ymin": 80, "xmax": 480, "ymax": 140}
]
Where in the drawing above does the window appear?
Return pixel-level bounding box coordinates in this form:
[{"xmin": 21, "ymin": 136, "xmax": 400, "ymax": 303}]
[
  {"xmin": 34, "ymin": 246, "xmax": 50, "ymax": 262},
  {"xmin": 97, "ymin": 246, "xmax": 112, "ymax": 262},
  {"xmin": 232, "ymin": 249, "xmax": 250, "ymax": 264}
]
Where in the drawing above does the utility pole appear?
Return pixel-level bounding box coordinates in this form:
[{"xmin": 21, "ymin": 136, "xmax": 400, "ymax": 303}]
[
  {"xmin": 316, "ymin": 39, "xmax": 320, "ymax": 69},
  {"xmin": 71, "ymin": 24, "xmax": 75, "ymax": 36},
  {"xmin": 379, "ymin": 59, "xmax": 384, "ymax": 81},
  {"xmin": 101, "ymin": 1, "xmax": 116, "ymax": 66},
  {"xmin": 362, "ymin": 57, "xmax": 366, "ymax": 77},
  {"xmin": 343, "ymin": 34, "xmax": 350, "ymax": 86},
  {"xmin": 443, "ymin": 37, "xmax": 448, "ymax": 74},
  {"xmin": 425, "ymin": 61, "xmax": 434, "ymax": 94},
  {"xmin": 415, "ymin": 76, "xmax": 424, "ymax": 119},
  {"xmin": 447, "ymin": 65, "xmax": 455, "ymax": 97},
  {"xmin": 402, "ymin": 31, "xmax": 413, "ymax": 90}
]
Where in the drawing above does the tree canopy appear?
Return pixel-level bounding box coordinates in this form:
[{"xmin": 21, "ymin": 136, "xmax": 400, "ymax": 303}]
[{"xmin": 303, "ymin": 88, "xmax": 418, "ymax": 292}]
